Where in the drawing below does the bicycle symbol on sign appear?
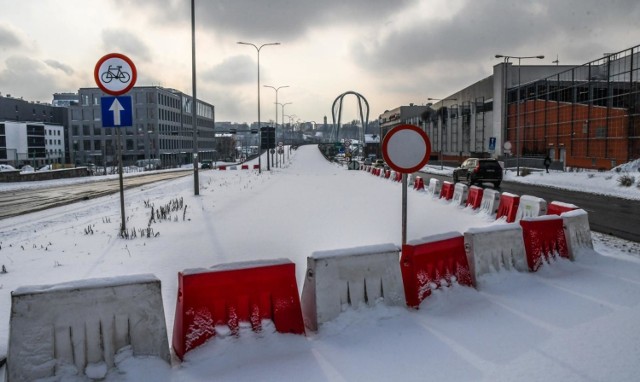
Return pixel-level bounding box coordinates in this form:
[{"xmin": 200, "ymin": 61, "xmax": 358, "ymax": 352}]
[{"xmin": 101, "ymin": 65, "xmax": 131, "ymax": 84}]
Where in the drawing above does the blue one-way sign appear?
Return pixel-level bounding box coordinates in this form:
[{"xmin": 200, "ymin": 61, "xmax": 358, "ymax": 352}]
[{"xmin": 101, "ymin": 96, "xmax": 132, "ymax": 127}]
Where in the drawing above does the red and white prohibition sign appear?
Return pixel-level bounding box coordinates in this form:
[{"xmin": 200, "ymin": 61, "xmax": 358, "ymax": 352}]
[{"xmin": 382, "ymin": 124, "xmax": 432, "ymax": 173}]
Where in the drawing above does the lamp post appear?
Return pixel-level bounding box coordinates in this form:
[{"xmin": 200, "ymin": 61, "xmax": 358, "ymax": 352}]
[
  {"xmin": 264, "ymin": 85, "xmax": 288, "ymax": 168},
  {"xmin": 238, "ymin": 41, "xmax": 280, "ymax": 172},
  {"xmin": 277, "ymin": 102, "xmax": 292, "ymax": 161},
  {"xmin": 495, "ymin": 54, "xmax": 544, "ymax": 176},
  {"xmin": 428, "ymin": 97, "xmax": 457, "ymax": 170},
  {"xmin": 191, "ymin": 0, "xmax": 199, "ymax": 195}
]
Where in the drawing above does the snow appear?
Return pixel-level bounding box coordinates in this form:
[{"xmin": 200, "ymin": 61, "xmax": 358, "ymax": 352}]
[{"xmin": 0, "ymin": 146, "xmax": 639, "ymax": 381}]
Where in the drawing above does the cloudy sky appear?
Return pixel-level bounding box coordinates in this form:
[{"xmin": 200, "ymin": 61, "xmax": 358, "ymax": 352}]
[{"xmin": 0, "ymin": 0, "xmax": 638, "ymax": 124}]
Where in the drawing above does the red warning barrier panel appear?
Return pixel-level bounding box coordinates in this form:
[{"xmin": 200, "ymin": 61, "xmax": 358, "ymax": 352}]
[
  {"xmin": 218, "ymin": 165, "xmax": 227, "ymax": 170},
  {"xmin": 413, "ymin": 176, "xmax": 425, "ymax": 191},
  {"xmin": 520, "ymin": 216, "xmax": 570, "ymax": 271},
  {"xmin": 466, "ymin": 185, "xmax": 484, "ymax": 209},
  {"xmin": 394, "ymin": 171, "xmax": 402, "ymax": 182},
  {"xmin": 401, "ymin": 232, "xmax": 475, "ymax": 309},
  {"xmin": 439, "ymin": 181, "xmax": 454, "ymax": 200},
  {"xmin": 253, "ymin": 164, "xmax": 260, "ymax": 170},
  {"xmin": 241, "ymin": 164, "xmax": 249, "ymax": 170},
  {"xmin": 172, "ymin": 259, "xmax": 305, "ymax": 360},
  {"xmin": 547, "ymin": 201, "xmax": 579, "ymax": 216},
  {"xmin": 384, "ymin": 169, "xmax": 391, "ymax": 179},
  {"xmin": 496, "ymin": 192, "xmax": 520, "ymax": 222}
]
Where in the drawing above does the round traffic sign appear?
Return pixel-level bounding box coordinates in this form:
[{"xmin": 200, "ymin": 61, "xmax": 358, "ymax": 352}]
[
  {"xmin": 94, "ymin": 53, "xmax": 137, "ymax": 96},
  {"xmin": 382, "ymin": 124, "xmax": 431, "ymax": 174}
]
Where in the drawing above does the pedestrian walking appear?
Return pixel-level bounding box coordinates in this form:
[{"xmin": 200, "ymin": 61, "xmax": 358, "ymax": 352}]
[{"xmin": 544, "ymin": 155, "xmax": 551, "ymax": 173}]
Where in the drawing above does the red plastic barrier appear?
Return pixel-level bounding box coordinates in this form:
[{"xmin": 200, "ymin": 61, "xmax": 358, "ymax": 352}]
[
  {"xmin": 241, "ymin": 165, "xmax": 249, "ymax": 170},
  {"xmin": 520, "ymin": 217, "xmax": 570, "ymax": 271},
  {"xmin": 218, "ymin": 165, "xmax": 227, "ymax": 170},
  {"xmin": 496, "ymin": 193, "xmax": 520, "ymax": 222},
  {"xmin": 413, "ymin": 176, "xmax": 425, "ymax": 190},
  {"xmin": 394, "ymin": 172, "xmax": 402, "ymax": 182},
  {"xmin": 547, "ymin": 201, "xmax": 579, "ymax": 216},
  {"xmin": 401, "ymin": 233, "xmax": 474, "ymax": 308},
  {"xmin": 253, "ymin": 164, "xmax": 260, "ymax": 170},
  {"xmin": 439, "ymin": 181, "xmax": 454, "ymax": 200},
  {"xmin": 466, "ymin": 185, "xmax": 484, "ymax": 209},
  {"xmin": 366, "ymin": 166, "xmax": 372, "ymax": 173},
  {"xmin": 384, "ymin": 169, "xmax": 391, "ymax": 179},
  {"xmin": 172, "ymin": 259, "xmax": 305, "ymax": 360}
]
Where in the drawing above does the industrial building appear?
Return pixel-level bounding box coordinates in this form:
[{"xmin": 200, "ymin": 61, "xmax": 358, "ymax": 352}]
[{"xmin": 379, "ymin": 44, "xmax": 640, "ymax": 170}]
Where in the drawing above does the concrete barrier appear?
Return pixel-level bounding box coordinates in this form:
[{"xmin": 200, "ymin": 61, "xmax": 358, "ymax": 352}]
[
  {"xmin": 7, "ymin": 274, "xmax": 170, "ymax": 381},
  {"xmin": 413, "ymin": 176, "xmax": 425, "ymax": 191},
  {"xmin": 172, "ymin": 259, "xmax": 305, "ymax": 360},
  {"xmin": 547, "ymin": 201, "xmax": 579, "ymax": 215},
  {"xmin": 452, "ymin": 183, "xmax": 469, "ymax": 206},
  {"xmin": 520, "ymin": 215, "xmax": 570, "ymax": 271},
  {"xmin": 515, "ymin": 195, "xmax": 547, "ymax": 221},
  {"xmin": 479, "ymin": 189, "xmax": 501, "ymax": 215},
  {"xmin": 439, "ymin": 181, "xmax": 454, "ymax": 200},
  {"xmin": 466, "ymin": 185, "xmax": 484, "ymax": 209},
  {"xmin": 496, "ymin": 192, "xmax": 520, "ymax": 222},
  {"xmin": 427, "ymin": 178, "xmax": 441, "ymax": 196},
  {"xmin": 561, "ymin": 209, "xmax": 593, "ymax": 260},
  {"xmin": 401, "ymin": 232, "xmax": 474, "ymax": 308},
  {"xmin": 464, "ymin": 224, "xmax": 528, "ymax": 284},
  {"xmin": 300, "ymin": 244, "xmax": 405, "ymax": 331}
]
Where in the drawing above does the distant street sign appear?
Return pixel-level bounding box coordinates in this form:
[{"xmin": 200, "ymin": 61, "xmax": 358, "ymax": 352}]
[
  {"xmin": 94, "ymin": 53, "xmax": 137, "ymax": 96},
  {"xmin": 489, "ymin": 137, "xmax": 496, "ymax": 151},
  {"xmin": 382, "ymin": 124, "xmax": 431, "ymax": 174},
  {"xmin": 101, "ymin": 96, "xmax": 133, "ymax": 127}
]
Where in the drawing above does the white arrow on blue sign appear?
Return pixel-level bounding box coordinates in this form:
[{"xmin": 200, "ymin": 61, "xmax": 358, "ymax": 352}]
[{"xmin": 101, "ymin": 96, "xmax": 132, "ymax": 127}]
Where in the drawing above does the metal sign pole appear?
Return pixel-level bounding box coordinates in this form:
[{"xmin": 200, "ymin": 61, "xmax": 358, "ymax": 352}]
[
  {"xmin": 117, "ymin": 128, "xmax": 126, "ymax": 234},
  {"xmin": 402, "ymin": 173, "xmax": 408, "ymax": 245}
]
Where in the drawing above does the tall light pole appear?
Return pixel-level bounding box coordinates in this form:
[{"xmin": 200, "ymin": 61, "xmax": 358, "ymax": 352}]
[
  {"xmin": 277, "ymin": 102, "xmax": 292, "ymax": 160},
  {"xmin": 495, "ymin": 54, "xmax": 544, "ymax": 176},
  {"xmin": 428, "ymin": 97, "xmax": 457, "ymax": 169},
  {"xmin": 191, "ymin": 0, "xmax": 199, "ymax": 195},
  {"xmin": 237, "ymin": 41, "xmax": 280, "ymax": 172},
  {"xmin": 264, "ymin": 85, "xmax": 289, "ymax": 168}
]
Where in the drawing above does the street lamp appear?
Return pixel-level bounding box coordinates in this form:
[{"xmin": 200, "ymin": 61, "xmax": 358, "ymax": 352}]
[
  {"xmin": 428, "ymin": 97, "xmax": 457, "ymax": 170},
  {"xmin": 191, "ymin": 0, "xmax": 199, "ymax": 195},
  {"xmin": 495, "ymin": 54, "xmax": 544, "ymax": 176},
  {"xmin": 237, "ymin": 41, "xmax": 280, "ymax": 173},
  {"xmin": 277, "ymin": 102, "xmax": 292, "ymax": 161},
  {"xmin": 265, "ymin": 85, "xmax": 289, "ymax": 168}
]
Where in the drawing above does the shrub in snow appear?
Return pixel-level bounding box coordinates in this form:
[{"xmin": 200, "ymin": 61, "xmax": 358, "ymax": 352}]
[{"xmin": 617, "ymin": 174, "xmax": 635, "ymax": 187}]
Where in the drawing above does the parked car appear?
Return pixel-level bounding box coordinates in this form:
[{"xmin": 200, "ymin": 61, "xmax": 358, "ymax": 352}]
[
  {"xmin": 201, "ymin": 160, "xmax": 212, "ymax": 169},
  {"xmin": 363, "ymin": 157, "xmax": 373, "ymax": 165},
  {"xmin": 20, "ymin": 165, "xmax": 35, "ymax": 173},
  {"xmin": 453, "ymin": 158, "xmax": 503, "ymax": 188},
  {"xmin": 0, "ymin": 164, "xmax": 17, "ymax": 172},
  {"xmin": 373, "ymin": 159, "xmax": 386, "ymax": 168}
]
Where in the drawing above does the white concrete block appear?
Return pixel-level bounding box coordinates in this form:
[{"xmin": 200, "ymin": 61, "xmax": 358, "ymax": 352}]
[
  {"xmin": 452, "ymin": 183, "xmax": 469, "ymax": 206},
  {"xmin": 464, "ymin": 224, "xmax": 528, "ymax": 284},
  {"xmin": 515, "ymin": 195, "xmax": 547, "ymax": 221},
  {"xmin": 428, "ymin": 178, "xmax": 442, "ymax": 196},
  {"xmin": 561, "ymin": 209, "xmax": 593, "ymax": 260},
  {"xmin": 301, "ymin": 243, "xmax": 404, "ymax": 331},
  {"xmin": 479, "ymin": 188, "xmax": 501, "ymax": 215},
  {"xmin": 7, "ymin": 274, "xmax": 170, "ymax": 381}
]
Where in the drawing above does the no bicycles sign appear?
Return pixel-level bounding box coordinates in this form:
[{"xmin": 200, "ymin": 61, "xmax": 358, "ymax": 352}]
[{"xmin": 94, "ymin": 53, "xmax": 137, "ymax": 96}]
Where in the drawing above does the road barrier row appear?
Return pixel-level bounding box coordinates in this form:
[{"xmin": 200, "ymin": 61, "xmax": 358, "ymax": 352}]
[{"xmin": 6, "ymin": 169, "xmax": 595, "ymax": 377}]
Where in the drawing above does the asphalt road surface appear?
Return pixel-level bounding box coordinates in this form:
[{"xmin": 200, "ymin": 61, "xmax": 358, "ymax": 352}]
[
  {"xmin": 0, "ymin": 171, "xmax": 191, "ymax": 220},
  {"xmin": 417, "ymin": 171, "xmax": 640, "ymax": 243}
]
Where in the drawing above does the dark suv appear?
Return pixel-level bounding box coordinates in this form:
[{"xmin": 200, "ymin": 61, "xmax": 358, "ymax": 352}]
[{"xmin": 453, "ymin": 158, "xmax": 503, "ymax": 188}]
